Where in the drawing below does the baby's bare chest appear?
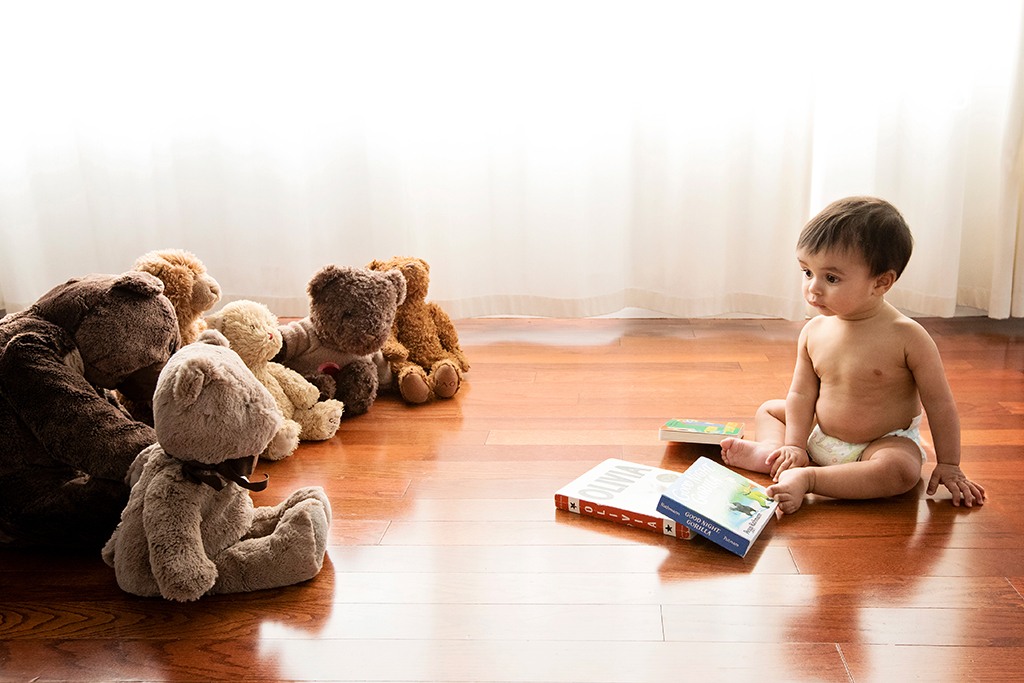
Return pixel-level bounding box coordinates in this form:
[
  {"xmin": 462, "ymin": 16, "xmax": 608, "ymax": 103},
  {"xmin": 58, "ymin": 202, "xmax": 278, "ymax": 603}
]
[{"xmin": 808, "ymin": 331, "xmax": 911, "ymax": 387}]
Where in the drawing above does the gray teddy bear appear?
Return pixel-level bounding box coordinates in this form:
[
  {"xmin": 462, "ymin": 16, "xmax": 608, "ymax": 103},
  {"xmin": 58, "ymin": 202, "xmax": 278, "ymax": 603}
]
[{"xmin": 102, "ymin": 330, "xmax": 331, "ymax": 601}]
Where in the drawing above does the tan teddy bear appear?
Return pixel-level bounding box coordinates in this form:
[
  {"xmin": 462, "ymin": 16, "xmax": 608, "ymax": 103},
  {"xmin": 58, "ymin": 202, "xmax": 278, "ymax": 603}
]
[
  {"xmin": 114, "ymin": 249, "xmax": 222, "ymax": 424},
  {"xmin": 133, "ymin": 249, "xmax": 222, "ymax": 346},
  {"xmin": 366, "ymin": 256, "xmax": 469, "ymax": 404},
  {"xmin": 101, "ymin": 331, "xmax": 331, "ymax": 601},
  {"xmin": 206, "ymin": 300, "xmax": 344, "ymax": 460}
]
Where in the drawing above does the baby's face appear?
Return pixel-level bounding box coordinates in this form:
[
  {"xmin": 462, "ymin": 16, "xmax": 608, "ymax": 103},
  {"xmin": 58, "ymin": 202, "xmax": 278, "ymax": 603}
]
[{"xmin": 796, "ymin": 247, "xmax": 886, "ymax": 319}]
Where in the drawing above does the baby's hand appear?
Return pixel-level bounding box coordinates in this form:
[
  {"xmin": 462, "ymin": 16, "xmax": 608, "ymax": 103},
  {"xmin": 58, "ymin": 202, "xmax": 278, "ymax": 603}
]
[
  {"xmin": 927, "ymin": 463, "xmax": 986, "ymax": 507},
  {"xmin": 766, "ymin": 445, "xmax": 810, "ymax": 481}
]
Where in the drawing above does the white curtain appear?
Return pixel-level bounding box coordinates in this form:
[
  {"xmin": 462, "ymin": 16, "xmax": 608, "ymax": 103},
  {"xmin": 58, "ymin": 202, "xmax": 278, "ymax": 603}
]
[{"xmin": 1, "ymin": 1, "xmax": 1021, "ymax": 320}]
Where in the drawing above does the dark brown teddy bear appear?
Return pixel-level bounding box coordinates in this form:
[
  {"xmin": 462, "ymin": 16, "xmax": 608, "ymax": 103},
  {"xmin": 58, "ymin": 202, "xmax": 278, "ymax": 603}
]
[
  {"xmin": 0, "ymin": 272, "xmax": 180, "ymax": 549},
  {"xmin": 275, "ymin": 265, "xmax": 406, "ymax": 416}
]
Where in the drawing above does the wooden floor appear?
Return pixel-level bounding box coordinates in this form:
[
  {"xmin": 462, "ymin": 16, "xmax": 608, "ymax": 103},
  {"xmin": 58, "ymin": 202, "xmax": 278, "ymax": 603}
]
[{"xmin": 2, "ymin": 317, "xmax": 1023, "ymax": 682}]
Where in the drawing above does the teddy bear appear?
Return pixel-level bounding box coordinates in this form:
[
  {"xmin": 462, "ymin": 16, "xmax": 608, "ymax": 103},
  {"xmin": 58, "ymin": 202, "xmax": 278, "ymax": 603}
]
[
  {"xmin": 206, "ymin": 300, "xmax": 344, "ymax": 460},
  {"xmin": 101, "ymin": 331, "xmax": 332, "ymax": 601},
  {"xmin": 0, "ymin": 272, "xmax": 180, "ymax": 549},
  {"xmin": 366, "ymin": 256, "xmax": 469, "ymax": 404},
  {"xmin": 116, "ymin": 248, "xmax": 222, "ymax": 425},
  {"xmin": 133, "ymin": 248, "xmax": 222, "ymax": 346},
  {"xmin": 274, "ymin": 264, "xmax": 407, "ymax": 416}
]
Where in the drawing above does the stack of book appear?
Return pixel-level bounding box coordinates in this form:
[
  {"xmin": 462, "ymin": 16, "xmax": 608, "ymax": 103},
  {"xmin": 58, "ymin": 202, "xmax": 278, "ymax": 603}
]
[{"xmin": 554, "ymin": 419, "xmax": 777, "ymax": 557}]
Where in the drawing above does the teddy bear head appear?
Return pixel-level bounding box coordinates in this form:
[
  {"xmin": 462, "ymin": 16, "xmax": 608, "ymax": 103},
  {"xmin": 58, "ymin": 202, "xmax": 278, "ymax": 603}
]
[
  {"xmin": 366, "ymin": 256, "xmax": 430, "ymax": 302},
  {"xmin": 29, "ymin": 272, "xmax": 180, "ymax": 400},
  {"xmin": 306, "ymin": 265, "xmax": 407, "ymax": 355},
  {"xmin": 152, "ymin": 330, "xmax": 282, "ymax": 466},
  {"xmin": 205, "ymin": 300, "xmax": 282, "ymax": 367},
  {"xmin": 133, "ymin": 249, "xmax": 221, "ymax": 345}
]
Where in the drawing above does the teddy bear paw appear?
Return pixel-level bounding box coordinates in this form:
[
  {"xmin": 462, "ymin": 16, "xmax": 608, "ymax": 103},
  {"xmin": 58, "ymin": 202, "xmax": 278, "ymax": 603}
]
[
  {"xmin": 263, "ymin": 420, "xmax": 301, "ymax": 460},
  {"xmin": 398, "ymin": 367, "xmax": 431, "ymax": 404},
  {"xmin": 431, "ymin": 361, "xmax": 461, "ymax": 399},
  {"xmin": 296, "ymin": 400, "xmax": 344, "ymax": 441},
  {"xmin": 278, "ymin": 499, "xmax": 330, "ymax": 577}
]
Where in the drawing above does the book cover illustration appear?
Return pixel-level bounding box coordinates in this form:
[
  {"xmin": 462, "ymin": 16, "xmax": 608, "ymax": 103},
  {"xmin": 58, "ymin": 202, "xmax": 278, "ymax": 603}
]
[
  {"xmin": 554, "ymin": 458, "xmax": 693, "ymax": 540},
  {"xmin": 659, "ymin": 418, "xmax": 745, "ymax": 444},
  {"xmin": 656, "ymin": 456, "xmax": 777, "ymax": 557}
]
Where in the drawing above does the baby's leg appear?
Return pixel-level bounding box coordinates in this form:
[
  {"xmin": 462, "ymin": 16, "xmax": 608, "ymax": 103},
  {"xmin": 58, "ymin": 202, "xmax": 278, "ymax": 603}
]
[
  {"xmin": 768, "ymin": 436, "xmax": 922, "ymax": 514},
  {"xmin": 721, "ymin": 399, "xmax": 786, "ymax": 474},
  {"xmin": 811, "ymin": 437, "xmax": 923, "ymax": 499}
]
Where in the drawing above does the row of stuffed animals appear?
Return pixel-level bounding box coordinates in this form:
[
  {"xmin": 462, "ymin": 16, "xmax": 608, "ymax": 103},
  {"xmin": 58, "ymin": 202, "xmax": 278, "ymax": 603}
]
[{"xmin": 0, "ymin": 249, "xmax": 469, "ymax": 601}]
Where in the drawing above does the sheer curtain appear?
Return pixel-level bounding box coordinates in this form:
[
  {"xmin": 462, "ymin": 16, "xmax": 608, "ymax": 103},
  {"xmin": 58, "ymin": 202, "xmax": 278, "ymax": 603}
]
[{"xmin": 1, "ymin": 1, "xmax": 1021, "ymax": 319}]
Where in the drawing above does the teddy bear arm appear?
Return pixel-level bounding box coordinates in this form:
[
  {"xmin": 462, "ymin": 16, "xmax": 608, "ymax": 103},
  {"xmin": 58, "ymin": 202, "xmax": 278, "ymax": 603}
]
[
  {"xmin": 244, "ymin": 505, "xmax": 282, "ymax": 539},
  {"xmin": 380, "ymin": 335, "xmax": 410, "ymax": 363},
  {"xmin": 143, "ymin": 478, "xmax": 218, "ymax": 602},
  {"xmin": 0, "ymin": 331, "xmax": 157, "ymax": 480},
  {"xmin": 245, "ymin": 486, "xmax": 332, "ymax": 539},
  {"xmin": 268, "ymin": 362, "xmax": 320, "ymax": 409},
  {"xmin": 275, "ymin": 318, "xmax": 316, "ymax": 365},
  {"xmin": 428, "ymin": 304, "xmax": 470, "ymax": 371}
]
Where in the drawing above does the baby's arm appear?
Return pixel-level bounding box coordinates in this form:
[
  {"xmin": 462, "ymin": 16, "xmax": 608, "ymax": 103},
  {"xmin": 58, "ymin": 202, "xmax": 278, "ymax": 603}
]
[
  {"xmin": 906, "ymin": 323, "xmax": 986, "ymax": 507},
  {"xmin": 768, "ymin": 325, "xmax": 817, "ymax": 479}
]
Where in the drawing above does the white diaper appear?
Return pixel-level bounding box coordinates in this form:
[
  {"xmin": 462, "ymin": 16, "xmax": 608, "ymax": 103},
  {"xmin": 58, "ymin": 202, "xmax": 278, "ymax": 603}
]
[{"xmin": 806, "ymin": 415, "xmax": 925, "ymax": 466}]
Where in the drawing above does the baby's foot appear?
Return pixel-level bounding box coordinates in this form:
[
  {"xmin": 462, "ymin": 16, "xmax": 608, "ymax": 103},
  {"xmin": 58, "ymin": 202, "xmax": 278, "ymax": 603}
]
[
  {"xmin": 766, "ymin": 467, "xmax": 815, "ymax": 515},
  {"xmin": 720, "ymin": 437, "xmax": 776, "ymax": 474}
]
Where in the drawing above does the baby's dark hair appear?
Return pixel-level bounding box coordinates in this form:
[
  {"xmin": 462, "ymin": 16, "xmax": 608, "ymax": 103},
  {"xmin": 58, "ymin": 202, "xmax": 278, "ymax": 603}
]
[{"xmin": 798, "ymin": 196, "xmax": 914, "ymax": 278}]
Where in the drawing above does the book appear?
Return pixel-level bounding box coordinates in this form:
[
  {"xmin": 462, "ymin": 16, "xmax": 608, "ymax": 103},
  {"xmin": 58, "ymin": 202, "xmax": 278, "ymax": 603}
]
[
  {"xmin": 554, "ymin": 459, "xmax": 693, "ymax": 540},
  {"xmin": 656, "ymin": 456, "xmax": 777, "ymax": 557},
  {"xmin": 659, "ymin": 418, "xmax": 745, "ymax": 444}
]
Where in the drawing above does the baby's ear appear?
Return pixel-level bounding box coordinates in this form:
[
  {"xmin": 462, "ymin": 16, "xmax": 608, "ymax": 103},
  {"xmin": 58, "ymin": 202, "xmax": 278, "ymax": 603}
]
[{"xmin": 874, "ymin": 270, "xmax": 898, "ymax": 294}]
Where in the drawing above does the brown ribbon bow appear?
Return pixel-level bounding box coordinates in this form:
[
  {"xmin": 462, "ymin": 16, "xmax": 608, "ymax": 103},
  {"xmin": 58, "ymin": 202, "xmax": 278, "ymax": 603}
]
[{"xmin": 178, "ymin": 455, "xmax": 269, "ymax": 492}]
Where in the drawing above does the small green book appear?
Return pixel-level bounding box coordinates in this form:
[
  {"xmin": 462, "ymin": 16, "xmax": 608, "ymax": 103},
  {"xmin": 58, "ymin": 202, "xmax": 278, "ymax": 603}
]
[{"xmin": 659, "ymin": 419, "xmax": 745, "ymax": 444}]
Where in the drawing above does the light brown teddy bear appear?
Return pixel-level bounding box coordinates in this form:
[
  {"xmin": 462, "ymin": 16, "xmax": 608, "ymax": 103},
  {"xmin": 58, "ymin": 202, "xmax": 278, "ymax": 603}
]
[
  {"xmin": 101, "ymin": 330, "xmax": 331, "ymax": 602},
  {"xmin": 366, "ymin": 256, "xmax": 469, "ymax": 404},
  {"xmin": 117, "ymin": 249, "xmax": 222, "ymax": 425},
  {"xmin": 206, "ymin": 300, "xmax": 344, "ymax": 460},
  {"xmin": 133, "ymin": 249, "xmax": 222, "ymax": 346}
]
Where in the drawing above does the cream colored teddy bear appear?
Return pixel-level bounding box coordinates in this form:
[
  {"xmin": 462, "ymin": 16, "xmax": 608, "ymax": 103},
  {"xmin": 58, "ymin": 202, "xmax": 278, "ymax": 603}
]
[
  {"xmin": 206, "ymin": 300, "xmax": 344, "ymax": 460},
  {"xmin": 101, "ymin": 331, "xmax": 331, "ymax": 601}
]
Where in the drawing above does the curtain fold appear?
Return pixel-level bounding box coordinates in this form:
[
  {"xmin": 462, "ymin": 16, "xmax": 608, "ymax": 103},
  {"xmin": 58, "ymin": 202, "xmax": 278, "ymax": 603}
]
[{"xmin": 1, "ymin": 1, "xmax": 1022, "ymax": 319}]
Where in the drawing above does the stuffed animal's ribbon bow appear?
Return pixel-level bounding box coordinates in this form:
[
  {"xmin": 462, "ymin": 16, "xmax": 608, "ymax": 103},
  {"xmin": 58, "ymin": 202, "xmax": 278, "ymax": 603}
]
[{"xmin": 178, "ymin": 455, "xmax": 269, "ymax": 492}]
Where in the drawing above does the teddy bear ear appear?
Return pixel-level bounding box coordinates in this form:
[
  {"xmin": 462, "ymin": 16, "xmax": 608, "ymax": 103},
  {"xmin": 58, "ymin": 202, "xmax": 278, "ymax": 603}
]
[
  {"xmin": 112, "ymin": 271, "xmax": 165, "ymax": 298},
  {"xmin": 204, "ymin": 310, "xmax": 224, "ymax": 332},
  {"xmin": 171, "ymin": 359, "xmax": 212, "ymax": 406},
  {"xmin": 386, "ymin": 269, "xmax": 408, "ymax": 306},
  {"xmin": 307, "ymin": 264, "xmax": 345, "ymax": 299},
  {"xmin": 196, "ymin": 329, "xmax": 230, "ymax": 347}
]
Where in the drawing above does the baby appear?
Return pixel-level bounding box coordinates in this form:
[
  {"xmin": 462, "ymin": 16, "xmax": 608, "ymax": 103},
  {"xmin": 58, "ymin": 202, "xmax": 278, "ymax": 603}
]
[{"xmin": 720, "ymin": 196, "xmax": 986, "ymax": 514}]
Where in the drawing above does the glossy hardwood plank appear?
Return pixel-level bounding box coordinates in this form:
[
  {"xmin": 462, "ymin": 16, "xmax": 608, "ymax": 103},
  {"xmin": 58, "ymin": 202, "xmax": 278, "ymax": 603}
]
[
  {"xmin": 843, "ymin": 645, "xmax": 1024, "ymax": 682},
  {"xmin": 0, "ymin": 639, "xmax": 852, "ymax": 682}
]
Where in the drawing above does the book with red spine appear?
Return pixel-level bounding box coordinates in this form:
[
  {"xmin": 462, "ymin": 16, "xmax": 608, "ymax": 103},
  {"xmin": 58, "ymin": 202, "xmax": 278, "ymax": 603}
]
[{"xmin": 554, "ymin": 458, "xmax": 692, "ymax": 540}]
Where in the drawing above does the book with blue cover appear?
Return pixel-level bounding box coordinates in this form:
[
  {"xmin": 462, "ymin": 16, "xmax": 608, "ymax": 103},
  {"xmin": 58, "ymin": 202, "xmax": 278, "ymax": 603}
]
[{"xmin": 656, "ymin": 456, "xmax": 777, "ymax": 557}]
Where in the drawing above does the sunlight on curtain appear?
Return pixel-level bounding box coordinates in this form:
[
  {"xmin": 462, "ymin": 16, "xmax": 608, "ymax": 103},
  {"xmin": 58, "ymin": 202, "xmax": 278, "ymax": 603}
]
[{"xmin": 0, "ymin": 1, "xmax": 1021, "ymax": 319}]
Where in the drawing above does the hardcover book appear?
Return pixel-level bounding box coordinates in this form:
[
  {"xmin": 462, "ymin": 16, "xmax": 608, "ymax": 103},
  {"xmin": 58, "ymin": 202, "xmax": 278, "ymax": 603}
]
[
  {"xmin": 554, "ymin": 458, "xmax": 693, "ymax": 540},
  {"xmin": 659, "ymin": 418, "xmax": 745, "ymax": 444},
  {"xmin": 656, "ymin": 456, "xmax": 777, "ymax": 557}
]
